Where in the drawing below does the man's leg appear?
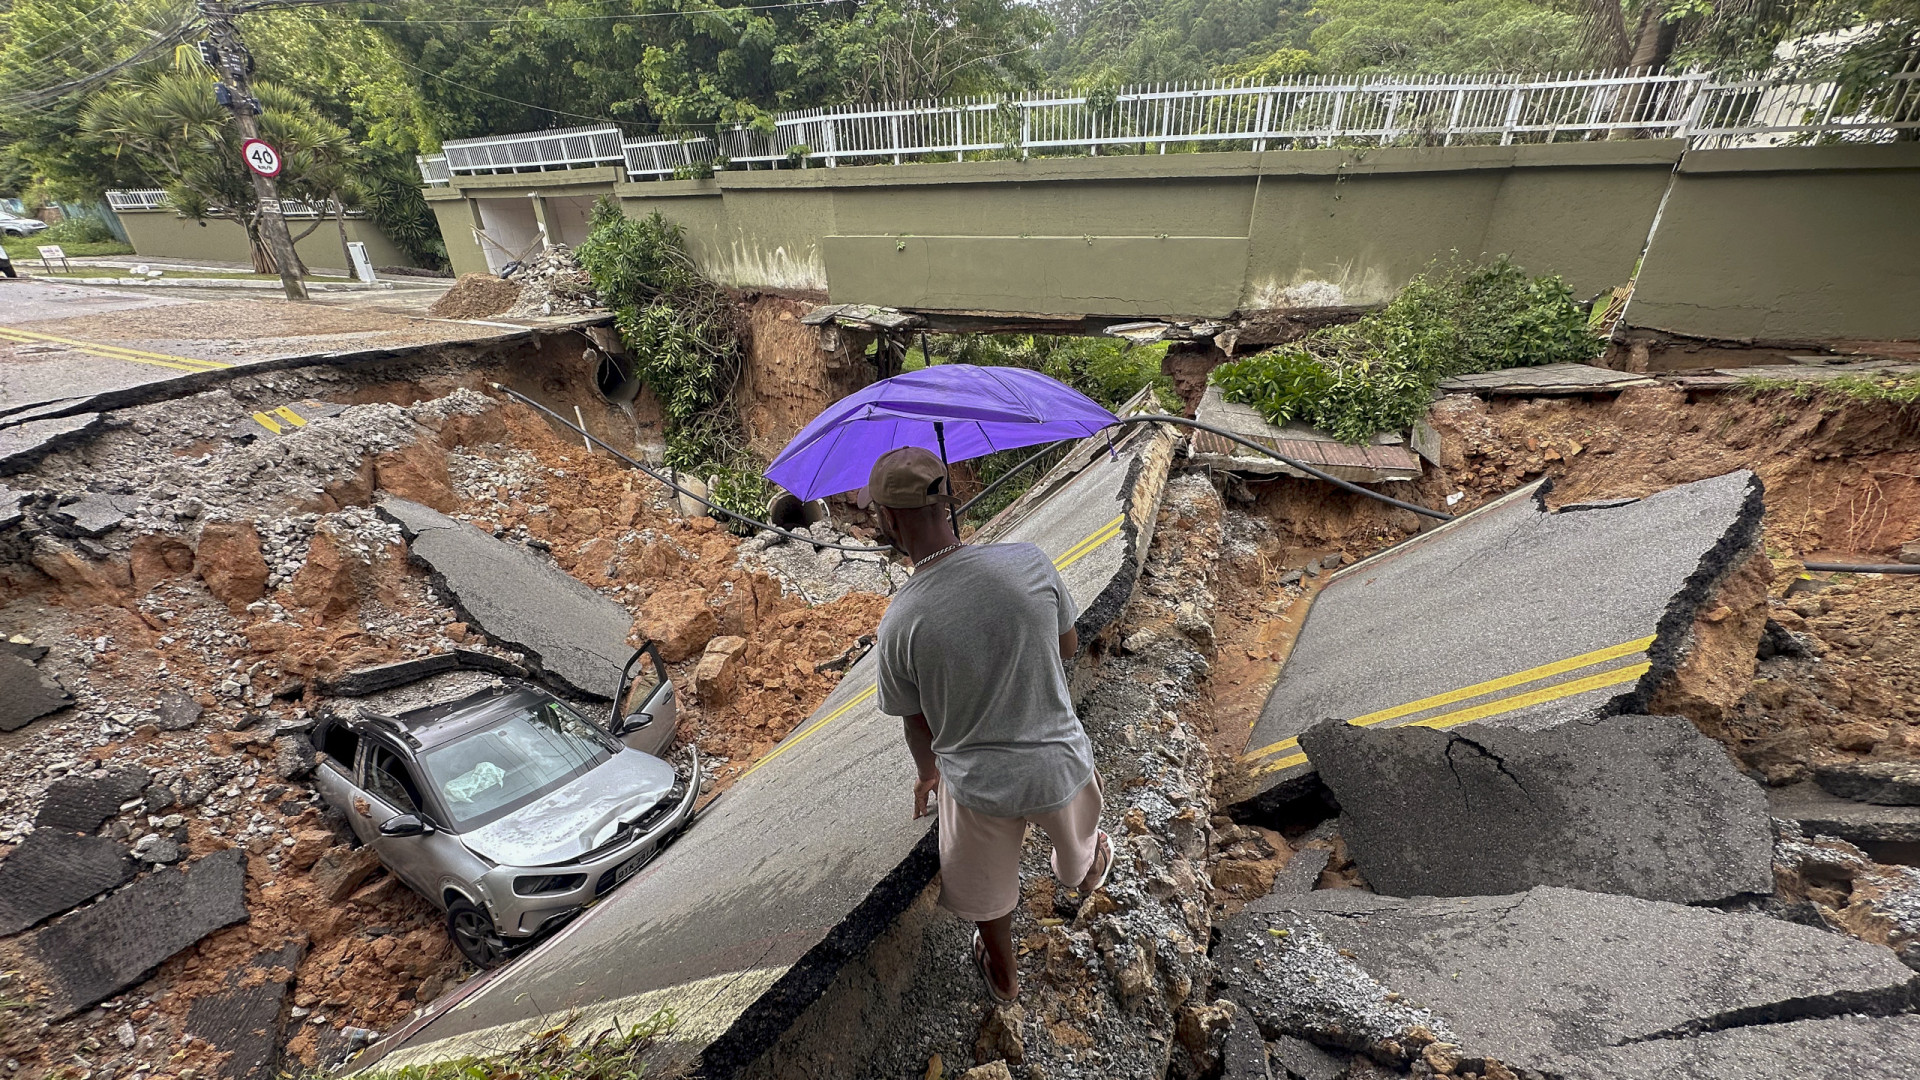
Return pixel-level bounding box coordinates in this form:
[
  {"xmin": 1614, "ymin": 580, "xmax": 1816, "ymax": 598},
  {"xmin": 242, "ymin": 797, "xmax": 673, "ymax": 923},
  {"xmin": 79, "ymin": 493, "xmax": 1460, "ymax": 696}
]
[
  {"xmin": 976, "ymin": 912, "xmax": 1018, "ymax": 999},
  {"xmin": 937, "ymin": 777, "xmax": 1026, "ymax": 1000},
  {"xmin": 1037, "ymin": 775, "xmax": 1109, "ymax": 892}
]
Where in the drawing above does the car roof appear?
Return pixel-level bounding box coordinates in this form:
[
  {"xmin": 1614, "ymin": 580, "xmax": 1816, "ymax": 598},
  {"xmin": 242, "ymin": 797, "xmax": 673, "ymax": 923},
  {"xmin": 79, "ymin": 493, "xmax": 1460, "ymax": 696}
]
[{"xmin": 372, "ymin": 683, "xmax": 561, "ymax": 752}]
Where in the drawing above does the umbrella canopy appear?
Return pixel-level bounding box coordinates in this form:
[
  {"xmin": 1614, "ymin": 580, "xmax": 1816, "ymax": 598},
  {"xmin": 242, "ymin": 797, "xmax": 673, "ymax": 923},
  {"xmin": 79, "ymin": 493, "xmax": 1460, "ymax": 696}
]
[{"xmin": 764, "ymin": 365, "xmax": 1119, "ymax": 502}]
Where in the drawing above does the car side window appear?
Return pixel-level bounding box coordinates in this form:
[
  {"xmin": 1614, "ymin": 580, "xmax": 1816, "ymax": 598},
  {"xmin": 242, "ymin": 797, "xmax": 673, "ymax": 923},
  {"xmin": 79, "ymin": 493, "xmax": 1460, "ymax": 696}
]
[{"xmin": 364, "ymin": 745, "xmax": 423, "ymax": 814}]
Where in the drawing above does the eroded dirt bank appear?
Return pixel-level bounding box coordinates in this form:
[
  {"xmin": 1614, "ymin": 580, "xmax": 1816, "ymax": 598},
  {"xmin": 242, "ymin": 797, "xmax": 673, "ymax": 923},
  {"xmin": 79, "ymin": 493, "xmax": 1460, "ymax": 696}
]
[{"xmin": 0, "ymin": 317, "xmax": 897, "ymax": 1077}]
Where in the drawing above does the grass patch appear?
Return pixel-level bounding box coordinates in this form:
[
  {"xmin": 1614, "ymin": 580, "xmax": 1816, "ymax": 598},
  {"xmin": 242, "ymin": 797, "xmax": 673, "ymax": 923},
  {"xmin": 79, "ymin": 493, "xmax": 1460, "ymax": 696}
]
[
  {"xmin": 1738, "ymin": 372, "xmax": 1920, "ymax": 407},
  {"xmin": 4, "ymin": 236, "xmax": 136, "ymax": 259},
  {"xmin": 353, "ymin": 1010, "xmax": 673, "ymax": 1080},
  {"xmin": 1210, "ymin": 256, "xmax": 1604, "ymax": 444},
  {"xmin": 13, "ymin": 267, "xmax": 350, "ymax": 282}
]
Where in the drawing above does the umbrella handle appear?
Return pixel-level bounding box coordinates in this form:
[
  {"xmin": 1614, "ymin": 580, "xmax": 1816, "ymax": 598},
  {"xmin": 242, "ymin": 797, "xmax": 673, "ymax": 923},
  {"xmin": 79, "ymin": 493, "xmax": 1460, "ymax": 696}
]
[{"xmin": 934, "ymin": 421, "xmax": 961, "ymax": 537}]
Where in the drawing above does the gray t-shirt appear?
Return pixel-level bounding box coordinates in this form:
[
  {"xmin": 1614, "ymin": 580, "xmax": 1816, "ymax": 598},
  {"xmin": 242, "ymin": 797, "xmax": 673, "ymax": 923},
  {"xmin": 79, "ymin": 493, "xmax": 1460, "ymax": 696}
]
[{"xmin": 876, "ymin": 543, "xmax": 1094, "ymax": 819}]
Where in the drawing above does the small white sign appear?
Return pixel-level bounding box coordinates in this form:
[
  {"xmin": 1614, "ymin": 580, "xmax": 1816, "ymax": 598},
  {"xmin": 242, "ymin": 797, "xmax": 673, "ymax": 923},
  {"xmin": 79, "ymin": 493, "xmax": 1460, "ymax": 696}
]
[
  {"xmin": 241, "ymin": 138, "xmax": 283, "ymax": 178},
  {"xmin": 37, "ymin": 244, "xmax": 68, "ymax": 272}
]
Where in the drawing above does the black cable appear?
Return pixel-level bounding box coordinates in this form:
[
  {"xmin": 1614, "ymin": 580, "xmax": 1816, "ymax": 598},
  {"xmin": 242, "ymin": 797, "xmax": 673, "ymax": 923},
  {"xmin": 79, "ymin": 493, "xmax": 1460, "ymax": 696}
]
[
  {"xmin": 1802, "ymin": 562, "xmax": 1920, "ymax": 575},
  {"xmin": 489, "ymin": 383, "xmax": 896, "ymax": 553},
  {"xmin": 957, "ymin": 439, "xmax": 1071, "ymax": 517}
]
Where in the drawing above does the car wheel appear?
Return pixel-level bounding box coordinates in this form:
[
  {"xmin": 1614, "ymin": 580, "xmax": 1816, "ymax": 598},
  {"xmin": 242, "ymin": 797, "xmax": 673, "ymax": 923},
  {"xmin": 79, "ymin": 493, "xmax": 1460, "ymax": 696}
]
[{"xmin": 446, "ymin": 897, "xmax": 507, "ymax": 969}]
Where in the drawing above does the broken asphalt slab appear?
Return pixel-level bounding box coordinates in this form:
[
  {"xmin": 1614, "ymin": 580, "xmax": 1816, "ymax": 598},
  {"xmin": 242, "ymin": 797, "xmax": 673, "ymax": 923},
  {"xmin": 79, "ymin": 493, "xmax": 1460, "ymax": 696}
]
[
  {"xmin": 1219, "ymin": 886, "xmax": 1920, "ymax": 1079},
  {"xmin": 1301, "ymin": 713, "xmax": 1774, "ymax": 903},
  {"xmin": 186, "ymin": 939, "xmax": 308, "ymax": 1080},
  {"xmin": 1771, "ymin": 782, "xmax": 1920, "ymax": 852},
  {"xmin": 0, "ymin": 412, "xmax": 102, "ymax": 476},
  {"xmin": 51, "ymin": 491, "xmax": 139, "ymax": 536},
  {"xmin": 1815, "ymin": 761, "xmax": 1920, "ymax": 806},
  {"xmin": 0, "ymin": 828, "xmax": 137, "ymax": 936},
  {"xmin": 376, "ymin": 495, "xmax": 632, "ymax": 699},
  {"xmin": 0, "ymin": 649, "xmax": 74, "ymax": 732},
  {"xmin": 356, "ymin": 426, "xmax": 1176, "ymax": 1078},
  {"xmin": 1242, "ymin": 470, "xmax": 1763, "ymax": 806},
  {"xmin": 33, "ymin": 766, "xmax": 150, "ymax": 831},
  {"xmin": 1547, "ymin": 1014, "xmax": 1920, "ymax": 1080},
  {"xmin": 5, "ymin": 848, "xmax": 248, "ymax": 1018},
  {"xmin": 317, "ymin": 648, "xmax": 528, "ymax": 697}
]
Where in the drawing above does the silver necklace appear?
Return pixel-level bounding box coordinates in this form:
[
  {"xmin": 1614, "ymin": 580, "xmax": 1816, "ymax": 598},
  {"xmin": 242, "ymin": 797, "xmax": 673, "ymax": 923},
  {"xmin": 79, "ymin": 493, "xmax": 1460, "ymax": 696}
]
[{"xmin": 914, "ymin": 542, "xmax": 963, "ymax": 570}]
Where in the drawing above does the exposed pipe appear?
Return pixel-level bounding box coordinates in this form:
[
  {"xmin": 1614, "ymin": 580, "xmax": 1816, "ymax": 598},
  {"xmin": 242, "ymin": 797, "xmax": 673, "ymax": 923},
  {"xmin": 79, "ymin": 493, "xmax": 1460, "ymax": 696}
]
[{"xmin": 1802, "ymin": 561, "xmax": 1920, "ymax": 575}]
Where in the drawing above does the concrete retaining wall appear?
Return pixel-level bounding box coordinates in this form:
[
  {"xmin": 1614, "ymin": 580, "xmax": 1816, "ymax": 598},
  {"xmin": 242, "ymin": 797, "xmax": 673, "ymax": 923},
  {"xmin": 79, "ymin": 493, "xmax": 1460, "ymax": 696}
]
[
  {"xmin": 425, "ymin": 142, "xmax": 1920, "ymax": 342},
  {"xmin": 116, "ymin": 210, "xmax": 420, "ymax": 271}
]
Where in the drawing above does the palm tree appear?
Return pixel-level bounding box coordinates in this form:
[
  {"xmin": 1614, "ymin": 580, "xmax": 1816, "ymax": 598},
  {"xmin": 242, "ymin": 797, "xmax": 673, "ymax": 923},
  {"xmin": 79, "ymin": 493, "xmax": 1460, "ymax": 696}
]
[{"xmin": 83, "ymin": 72, "xmax": 355, "ymax": 274}]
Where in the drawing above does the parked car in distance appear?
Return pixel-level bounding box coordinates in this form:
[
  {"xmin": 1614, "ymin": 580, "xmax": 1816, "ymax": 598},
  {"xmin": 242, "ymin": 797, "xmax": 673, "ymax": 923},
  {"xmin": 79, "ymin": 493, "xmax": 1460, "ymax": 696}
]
[
  {"xmin": 310, "ymin": 644, "xmax": 697, "ymax": 967},
  {"xmin": 0, "ymin": 212, "xmax": 48, "ymax": 237}
]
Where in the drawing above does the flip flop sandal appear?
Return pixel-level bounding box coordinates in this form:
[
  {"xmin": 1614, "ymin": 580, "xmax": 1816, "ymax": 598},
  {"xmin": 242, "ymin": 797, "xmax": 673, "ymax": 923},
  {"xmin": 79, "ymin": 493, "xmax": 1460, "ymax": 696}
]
[
  {"xmin": 1082, "ymin": 829, "xmax": 1115, "ymax": 895},
  {"xmin": 973, "ymin": 929, "xmax": 1019, "ymax": 1004}
]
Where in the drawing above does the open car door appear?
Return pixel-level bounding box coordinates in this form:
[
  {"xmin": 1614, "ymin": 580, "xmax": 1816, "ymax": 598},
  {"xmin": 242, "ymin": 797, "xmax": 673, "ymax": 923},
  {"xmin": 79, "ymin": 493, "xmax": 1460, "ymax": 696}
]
[{"xmin": 609, "ymin": 642, "xmax": 677, "ymax": 757}]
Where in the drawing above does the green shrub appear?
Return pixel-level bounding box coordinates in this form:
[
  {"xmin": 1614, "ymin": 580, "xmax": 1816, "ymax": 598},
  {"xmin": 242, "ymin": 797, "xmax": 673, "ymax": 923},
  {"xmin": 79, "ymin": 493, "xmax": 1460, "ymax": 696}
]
[
  {"xmin": 42, "ymin": 216, "xmax": 115, "ymax": 245},
  {"xmin": 577, "ymin": 200, "xmax": 762, "ymax": 525},
  {"xmin": 1210, "ymin": 256, "xmax": 1602, "ymax": 443}
]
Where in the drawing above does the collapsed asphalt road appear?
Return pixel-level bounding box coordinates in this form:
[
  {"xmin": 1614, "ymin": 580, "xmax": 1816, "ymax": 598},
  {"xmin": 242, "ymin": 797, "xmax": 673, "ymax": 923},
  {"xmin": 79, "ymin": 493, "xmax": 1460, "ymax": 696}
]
[
  {"xmin": 354, "ymin": 423, "xmax": 1174, "ymax": 1076},
  {"xmin": 1240, "ymin": 470, "xmax": 1764, "ymax": 805}
]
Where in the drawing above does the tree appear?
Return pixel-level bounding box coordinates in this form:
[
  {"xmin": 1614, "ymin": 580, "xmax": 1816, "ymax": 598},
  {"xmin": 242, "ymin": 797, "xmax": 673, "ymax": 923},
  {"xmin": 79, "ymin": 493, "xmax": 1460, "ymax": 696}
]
[
  {"xmin": 1309, "ymin": 0, "xmax": 1587, "ymax": 74},
  {"xmin": 82, "ymin": 72, "xmax": 356, "ymax": 273},
  {"xmin": 1037, "ymin": 0, "xmax": 1319, "ymax": 85}
]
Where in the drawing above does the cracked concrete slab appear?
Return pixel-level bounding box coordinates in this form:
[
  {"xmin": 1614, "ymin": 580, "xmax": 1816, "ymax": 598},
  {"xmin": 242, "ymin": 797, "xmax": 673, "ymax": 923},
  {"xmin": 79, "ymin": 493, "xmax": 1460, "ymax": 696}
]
[
  {"xmin": 0, "ymin": 650, "xmax": 73, "ymax": 732},
  {"xmin": 0, "ymin": 828, "xmax": 137, "ymax": 936},
  {"xmin": 186, "ymin": 939, "xmax": 307, "ymax": 1079},
  {"xmin": 1300, "ymin": 713, "xmax": 1774, "ymax": 903},
  {"xmin": 8, "ymin": 848, "xmax": 249, "ymax": 1018},
  {"xmin": 1219, "ymin": 886, "xmax": 1920, "ymax": 1078},
  {"xmin": 51, "ymin": 491, "xmax": 139, "ymax": 536},
  {"xmin": 356, "ymin": 426, "xmax": 1177, "ymax": 1078},
  {"xmin": 1242, "ymin": 470, "xmax": 1764, "ymax": 807},
  {"xmin": 377, "ymin": 495, "xmax": 632, "ymax": 699},
  {"xmin": 33, "ymin": 766, "xmax": 150, "ymax": 831}
]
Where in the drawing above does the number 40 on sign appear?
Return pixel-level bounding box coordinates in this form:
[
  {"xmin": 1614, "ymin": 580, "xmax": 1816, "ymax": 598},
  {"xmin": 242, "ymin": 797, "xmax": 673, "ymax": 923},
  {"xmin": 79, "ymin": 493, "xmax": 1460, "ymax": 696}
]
[{"xmin": 241, "ymin": 139, "xmax": 282, "ymax": 178}]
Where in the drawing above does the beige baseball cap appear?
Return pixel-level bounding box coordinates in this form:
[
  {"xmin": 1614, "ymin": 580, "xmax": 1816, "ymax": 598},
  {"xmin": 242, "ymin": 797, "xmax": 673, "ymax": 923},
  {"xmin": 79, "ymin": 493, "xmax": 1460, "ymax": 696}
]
[{"xmin": 858, "ymin": 446, "xmax": 957, "ymax": 510}]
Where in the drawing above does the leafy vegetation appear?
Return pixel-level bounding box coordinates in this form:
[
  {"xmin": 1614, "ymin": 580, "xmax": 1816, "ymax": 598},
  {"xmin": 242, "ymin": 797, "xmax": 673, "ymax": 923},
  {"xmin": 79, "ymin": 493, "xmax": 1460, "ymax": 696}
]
[
  {"xmin": 575, "ymin": 200, "xmax": 768, "ymax": 525},
  {"xmin": 1211, "ymin": 257, "xmax": 1602, "ymax": 443},
  {"xmin": 353, "ymin": 1011, "xmax": 672, "ymax": 1080}
]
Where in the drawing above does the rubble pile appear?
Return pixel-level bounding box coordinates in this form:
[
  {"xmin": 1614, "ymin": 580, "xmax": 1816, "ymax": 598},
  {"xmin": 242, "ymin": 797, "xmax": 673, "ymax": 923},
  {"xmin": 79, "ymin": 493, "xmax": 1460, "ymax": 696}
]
[
  {"xmin": 427, "ymin": 272, "xmax": 522, "ymax": 319},
  {"xmin": 738, "ymin": 519, "xmax": 906, "ymax": 602},
  {"xmin": 503, "ymin": 244, "xmax": 600, "ymax": 319}
]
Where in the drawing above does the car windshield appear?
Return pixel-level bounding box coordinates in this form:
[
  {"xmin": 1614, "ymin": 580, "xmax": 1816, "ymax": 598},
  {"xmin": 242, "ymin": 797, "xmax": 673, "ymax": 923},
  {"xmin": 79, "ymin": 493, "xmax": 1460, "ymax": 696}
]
[{"xmin": 420, "ymin": 699, "xmax": 614, "ymax": 830}]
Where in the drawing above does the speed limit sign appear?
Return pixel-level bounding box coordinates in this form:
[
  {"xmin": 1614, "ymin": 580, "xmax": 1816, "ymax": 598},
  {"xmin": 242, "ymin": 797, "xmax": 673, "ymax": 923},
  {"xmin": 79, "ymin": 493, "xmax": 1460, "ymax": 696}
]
[{"xmin": 241, "ymin": 138, "xmax": 283, "ymax": 178}]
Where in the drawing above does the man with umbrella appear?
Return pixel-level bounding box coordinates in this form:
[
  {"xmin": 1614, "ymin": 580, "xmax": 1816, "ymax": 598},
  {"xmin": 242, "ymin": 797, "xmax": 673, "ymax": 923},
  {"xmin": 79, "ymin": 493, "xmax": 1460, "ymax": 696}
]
[{"xmin": 862, "ymin": 446, "xmax": 1113, "ymax": 1003}]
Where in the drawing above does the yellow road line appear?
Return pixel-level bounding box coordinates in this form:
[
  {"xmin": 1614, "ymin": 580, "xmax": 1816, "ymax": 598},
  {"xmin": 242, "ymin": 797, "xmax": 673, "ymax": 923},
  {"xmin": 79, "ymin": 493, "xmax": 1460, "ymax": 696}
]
[
  {"xmin": 0, "ymin": 324, "xmax": 230, "ymax": 371},
  {"xmin": 0, "ymin": 329, "xmax": 212, "ymax": 374},
  {"xmin": 1250, "ymin": 659, "xmax": 1652, "ymax": 776},
  {"xmin": 1053, "ymin": 515, "xmax": 1124, "ymax": 571},
  {"xmin": 737, "ymin": 511, "xmax": 1133, "ymax": 782},
  {"xmin": 1242, "ymin": 635, "xmax": 1656, "ymax": 761},
  {"xmin": 738, "ymin": 684, "xmax": 878, "ymax": 780},
  {"xmin": 1408, "ymin": 661, "xmax": 1650, "ymax": 731}
]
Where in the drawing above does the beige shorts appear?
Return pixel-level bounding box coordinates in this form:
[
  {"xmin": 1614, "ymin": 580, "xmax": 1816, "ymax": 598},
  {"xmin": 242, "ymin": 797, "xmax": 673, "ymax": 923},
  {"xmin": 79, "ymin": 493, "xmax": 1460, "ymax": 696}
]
[{"xmin": 936, "ymin": 774, "xmax": 1104, "ymax": 923}]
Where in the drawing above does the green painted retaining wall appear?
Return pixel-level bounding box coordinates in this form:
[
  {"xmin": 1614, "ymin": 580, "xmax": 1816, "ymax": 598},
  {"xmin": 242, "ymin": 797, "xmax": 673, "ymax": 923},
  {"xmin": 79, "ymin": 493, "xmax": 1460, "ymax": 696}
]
[
  {"xmin": 427, "ymin": 141, "xmax": 1920, "ymax": 342},
  {"xmin": 117, "ymin": 209, "xmax": 420, "ymax": 271}
]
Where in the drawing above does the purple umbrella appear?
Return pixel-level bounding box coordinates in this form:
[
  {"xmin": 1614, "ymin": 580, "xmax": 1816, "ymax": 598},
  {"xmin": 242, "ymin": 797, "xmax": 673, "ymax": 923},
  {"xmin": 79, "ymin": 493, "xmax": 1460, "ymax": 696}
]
[{"xmin": 764, "ymin": 365, "xmax": 1119, "ymax": 502}]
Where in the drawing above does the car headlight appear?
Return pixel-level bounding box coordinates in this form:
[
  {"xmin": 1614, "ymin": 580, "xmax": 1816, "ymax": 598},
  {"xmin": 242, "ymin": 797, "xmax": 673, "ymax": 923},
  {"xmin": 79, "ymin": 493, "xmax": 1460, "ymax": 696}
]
[{"xmin": 512, "ymin": 873, "xmax": 587, "ymax": 896}]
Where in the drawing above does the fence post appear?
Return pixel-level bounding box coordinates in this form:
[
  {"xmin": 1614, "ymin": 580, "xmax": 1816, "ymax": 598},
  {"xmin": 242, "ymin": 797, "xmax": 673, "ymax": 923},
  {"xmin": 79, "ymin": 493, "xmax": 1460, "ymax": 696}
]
[
  {"xmin": 1326, "ymin": 88, "xmax": 1346, "ymax": 147},
  {"xmin": 1254, "ymin": 92, "xmax": 1273, "ymax": 151},
  {"xmin": 1500, "ymin": 86, "xmax": 1523, "ymax": 145}
]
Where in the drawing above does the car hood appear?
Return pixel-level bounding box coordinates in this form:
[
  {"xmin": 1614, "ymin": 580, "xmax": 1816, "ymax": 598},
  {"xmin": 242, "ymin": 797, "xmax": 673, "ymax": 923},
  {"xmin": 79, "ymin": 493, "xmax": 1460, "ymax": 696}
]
[{"xmin": 459, "ymin": 749, "xmax": 676, "ymax": 867}]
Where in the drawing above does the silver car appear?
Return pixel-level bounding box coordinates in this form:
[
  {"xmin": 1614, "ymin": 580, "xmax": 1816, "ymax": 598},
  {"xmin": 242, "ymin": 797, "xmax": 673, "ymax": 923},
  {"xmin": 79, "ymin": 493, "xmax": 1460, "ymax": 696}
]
[
  {"xmin": 310, "ymin": 645, "xmax": 697, "ymax": 967},
  {"xmin": 0, "ymin": 212, "xmax": 48, "ymax": 237}
]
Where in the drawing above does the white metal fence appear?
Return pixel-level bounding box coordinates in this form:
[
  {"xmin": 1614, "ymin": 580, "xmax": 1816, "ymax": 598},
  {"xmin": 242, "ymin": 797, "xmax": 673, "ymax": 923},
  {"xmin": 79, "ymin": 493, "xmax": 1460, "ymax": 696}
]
[
  {"xmin": 415, "ymin": 59, "xmax": 1920, "ymax": 185},
  {"xmin": 104, "ymin": 189, "xmax": 363, "ymax": 218}
]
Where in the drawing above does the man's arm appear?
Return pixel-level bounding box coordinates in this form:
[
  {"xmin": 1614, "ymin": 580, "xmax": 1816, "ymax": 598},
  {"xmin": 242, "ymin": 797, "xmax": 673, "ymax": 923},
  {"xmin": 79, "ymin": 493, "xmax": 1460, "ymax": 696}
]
[
  {"xmin": 904, "ymin": 714, "xmax": 940, "ymax": 818},
  {"xmin": 1058, "ymin": 627, "xmax": 1078, "ymax": 661}
]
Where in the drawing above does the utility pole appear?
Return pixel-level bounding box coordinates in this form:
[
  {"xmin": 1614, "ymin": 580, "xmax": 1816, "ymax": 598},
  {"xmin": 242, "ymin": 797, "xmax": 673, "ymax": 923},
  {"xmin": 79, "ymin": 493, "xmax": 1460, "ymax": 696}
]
[{"xmin": 198, "ymin": 1, "xmax": 307, "ymax": 300}]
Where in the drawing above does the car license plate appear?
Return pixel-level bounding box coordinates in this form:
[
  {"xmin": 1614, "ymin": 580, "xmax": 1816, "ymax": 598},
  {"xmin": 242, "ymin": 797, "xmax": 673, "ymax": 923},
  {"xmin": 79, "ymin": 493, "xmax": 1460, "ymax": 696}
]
[{"xmin": 612, "ymin": 851, "xmax": 646, "ymax": 886}]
